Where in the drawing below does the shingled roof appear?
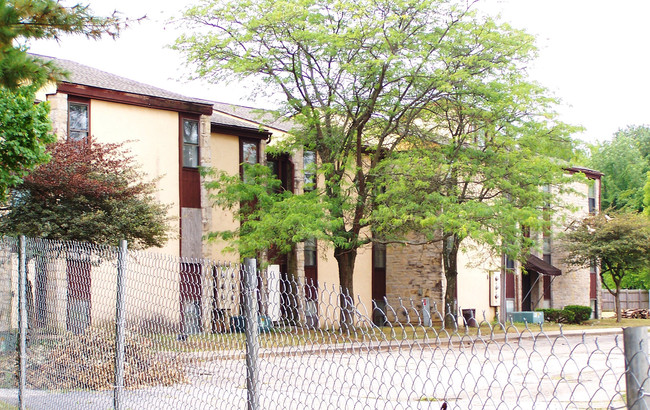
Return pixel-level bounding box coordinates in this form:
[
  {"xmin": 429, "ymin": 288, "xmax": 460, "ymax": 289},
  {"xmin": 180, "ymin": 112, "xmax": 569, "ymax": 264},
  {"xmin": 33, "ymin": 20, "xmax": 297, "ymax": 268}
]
[{"xmin": 33, "ymin": 54, "xmax": 213, "ymax": 107}]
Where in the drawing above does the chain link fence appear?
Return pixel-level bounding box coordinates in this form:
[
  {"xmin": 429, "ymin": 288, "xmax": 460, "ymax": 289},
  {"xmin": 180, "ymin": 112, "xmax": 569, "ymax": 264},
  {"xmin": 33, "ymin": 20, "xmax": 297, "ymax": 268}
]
[{"xmin": 0, "ymin": 236, "xmax": 649, "ymax": 409}]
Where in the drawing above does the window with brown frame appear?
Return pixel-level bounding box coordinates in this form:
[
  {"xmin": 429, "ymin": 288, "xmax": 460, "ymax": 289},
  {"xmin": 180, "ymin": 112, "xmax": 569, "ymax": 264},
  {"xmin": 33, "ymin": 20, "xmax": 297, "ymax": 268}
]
[
  {"xmin": 68, "ymin": 99, "xmax": 89, "ymax": 141},
  {"xmin": 588, "ymin": 182, "xmax": 597, "ymax": 214},
  {"xmin": 303, "ymin": 150, "xmax": 316, "ymax": 192},
  {"xmin": 240, "ymin": 139, "xmax": 259, "ymax": 181},
  {"xmin": 182, "ymin": 118, "xmax": 200, "ymax": 168}
]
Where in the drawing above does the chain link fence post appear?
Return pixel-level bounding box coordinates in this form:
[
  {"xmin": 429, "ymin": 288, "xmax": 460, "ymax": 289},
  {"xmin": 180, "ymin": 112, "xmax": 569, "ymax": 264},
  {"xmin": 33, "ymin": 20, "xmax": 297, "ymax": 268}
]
[
  {"xmin": 243, "ymin": 257, "xmax": 260, "ymax": 410},
  {"xmin": 18, "ymin": 235, "xmax": 26, "ymax": 410},
  {"xmin": 114, "ymin": 240, "xmax": 128, "ymax": 410},
  {"xmin": 624, "ymin": 326, "xmax": 650, "ymax": 409}
]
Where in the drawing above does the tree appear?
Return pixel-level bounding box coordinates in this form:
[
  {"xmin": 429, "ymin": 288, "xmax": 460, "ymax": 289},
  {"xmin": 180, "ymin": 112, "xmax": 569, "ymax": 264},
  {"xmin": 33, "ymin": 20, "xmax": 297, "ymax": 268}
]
[
  {"xmin": 371, "ymin": 89, "xmax": 576, "ymax": 318},
  {"xmin": 0, "ymin": 0, "xmax": 124, "ymax": 89},
  {"xmin": 589, "ymin": 125, "xmax": 650, "ymax": 212},
  {"xmin": 178, "ymin": 0, "xmax": 575, "ymax": 324},
  {"xmin": 563, "ymin": 212, "xmax": 650, "ymax": 322},
  {"xmin": 0, "ymin": 84, "xmax": 55, "ymax": 202},
  {"xmin": 0, "ymin": 0, "xmax": 129, "ymax": 200},
  {"xmin": 0, "ymin": 139, "xmax": 170, "ymax": 248}
]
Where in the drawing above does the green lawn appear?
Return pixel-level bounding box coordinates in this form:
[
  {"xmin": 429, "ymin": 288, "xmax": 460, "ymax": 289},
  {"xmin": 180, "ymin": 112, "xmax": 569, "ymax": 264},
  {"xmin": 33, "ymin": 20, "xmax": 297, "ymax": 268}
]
[{"xmin": 151, "ymin": 317, "xmax": 650, "ymax": 352}]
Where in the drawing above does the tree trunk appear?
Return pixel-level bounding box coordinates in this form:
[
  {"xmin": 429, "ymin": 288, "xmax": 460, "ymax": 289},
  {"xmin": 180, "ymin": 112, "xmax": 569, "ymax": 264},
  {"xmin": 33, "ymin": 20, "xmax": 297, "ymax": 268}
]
[
  {"xmin": 334, "ymin": 247, "xmax": 357, "ymax": 332},
  {"xmin": 442, "ymin": 234, "xmax": 460, "ymax": 328},
  {"xmin": 615, "ymin": 286, "xmax": 622, "ymax": 323}
]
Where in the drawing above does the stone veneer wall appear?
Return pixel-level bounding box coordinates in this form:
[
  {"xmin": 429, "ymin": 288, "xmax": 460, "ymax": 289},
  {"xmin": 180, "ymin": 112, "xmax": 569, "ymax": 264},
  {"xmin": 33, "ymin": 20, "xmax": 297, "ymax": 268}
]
[
  {"xmin": 385, "ymin": 241, "xmax": 444, "ymax": 324},
  {"xmin": 549, "ymin": 178, "xmax": 602, "ymax": 317},
  {"xmin": 46, "ymin": 92, "xmax": 68, "ymax": 140}
]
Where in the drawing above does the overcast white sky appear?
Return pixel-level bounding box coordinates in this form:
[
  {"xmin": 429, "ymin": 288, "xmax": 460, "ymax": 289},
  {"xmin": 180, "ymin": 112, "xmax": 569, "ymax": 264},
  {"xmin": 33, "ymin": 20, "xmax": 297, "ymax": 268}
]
[{"xmin": 27, "ymin": 0, "xmax": 650, "ymax": 144}]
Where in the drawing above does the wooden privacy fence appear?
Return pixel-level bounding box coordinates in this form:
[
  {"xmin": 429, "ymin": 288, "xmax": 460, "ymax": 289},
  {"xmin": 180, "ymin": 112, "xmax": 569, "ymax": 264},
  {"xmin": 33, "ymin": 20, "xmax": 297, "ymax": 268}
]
[{"xmin": 602, "ymin": 289, "xmax": 650, "ymax": 311}]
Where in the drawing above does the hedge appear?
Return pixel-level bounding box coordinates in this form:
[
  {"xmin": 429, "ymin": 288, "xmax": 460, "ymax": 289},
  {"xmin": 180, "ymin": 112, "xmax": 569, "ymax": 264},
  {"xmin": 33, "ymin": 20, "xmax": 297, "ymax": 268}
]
[{"xmin": 537, "ymin": 305, "xmax": 592, "ymax": 324}]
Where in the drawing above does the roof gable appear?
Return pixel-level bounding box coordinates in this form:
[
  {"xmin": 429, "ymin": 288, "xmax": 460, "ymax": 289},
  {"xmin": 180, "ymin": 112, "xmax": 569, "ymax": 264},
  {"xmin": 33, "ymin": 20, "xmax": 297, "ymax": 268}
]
[{"xmin": 34, "ymin": 54, "xmax": 214, "ymax": 115}]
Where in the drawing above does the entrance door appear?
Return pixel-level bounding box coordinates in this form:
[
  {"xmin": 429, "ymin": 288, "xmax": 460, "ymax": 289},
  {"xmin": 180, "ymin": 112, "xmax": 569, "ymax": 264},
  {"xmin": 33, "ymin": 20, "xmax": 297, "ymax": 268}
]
[
  {"xmin": 522, "ymin": 270, "xmax": 538, "ymax": 312},
  {"xmin": 372, "ymin": 243, "xmax": 387, "ymax": 326}
]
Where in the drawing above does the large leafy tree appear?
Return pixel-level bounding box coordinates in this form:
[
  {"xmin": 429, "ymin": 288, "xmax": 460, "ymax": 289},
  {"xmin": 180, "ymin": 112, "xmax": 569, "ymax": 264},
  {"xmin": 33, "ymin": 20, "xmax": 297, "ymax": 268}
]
[
  {"xmin": 0, "ymin": 84, "xmax": 55, "ymax": 201},
  {"xmin": 0, "ymin": 0, "xmax": 123, "ymax": 89},
  {"xmin": 589, "ymin": 125, "xmax": 650, "ymax": 212},
  {"xmin": 178, "ymin": 0, "xmax": 575, "ymax": 322},
  {"xmin": 0, "ymin": 139, "xmax": 170, "ymax": 248},
  {"xmin": 372, "ymin": 89, "xmax": 576, "ymax": 316},
  {"xmin": 563, "ymin": 211, "xmax": 650, "ymax": 322}
]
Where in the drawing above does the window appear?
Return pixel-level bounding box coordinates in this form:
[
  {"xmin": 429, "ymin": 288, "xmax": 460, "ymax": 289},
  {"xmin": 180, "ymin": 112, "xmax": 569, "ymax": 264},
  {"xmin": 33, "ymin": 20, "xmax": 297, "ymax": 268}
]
[
  {"xmin": 68, "ymin": 101, "xmax": 89, "ymax": 141},
  {"xmin": 373, "ymin": 243, "xmax": 386, "ymax": 269},
  {"xmin": 588, "ymin": 182, "xmax": 597, "ymax": 214},
  {"xmin": 240, "ymin": 139, "xmax": 259, "ymax": 182},
  {"xmin": 542, "ymin": 234, "xmax": 552, "ymax": 265},
  {"xmin": 182, "ymin": 119, "xmax": 200, "ymax": 168},
  {"xmin": 303, "ymin": 150, "xmax": 316, "ymax": 192},
  {"xmin": 304, "ymin": 238, "xmax": 317, "ymax": 267},
  {"xmin": 541, "ymin": 184, "xmax": 552, "ymax": 210}
]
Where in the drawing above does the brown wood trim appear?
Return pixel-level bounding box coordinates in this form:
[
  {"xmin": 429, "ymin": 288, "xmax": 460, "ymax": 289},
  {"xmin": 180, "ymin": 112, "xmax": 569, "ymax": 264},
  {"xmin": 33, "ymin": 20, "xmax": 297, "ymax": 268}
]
[
  {"xmin": 565, "ymin": 166, "xmax": 604, "ymax": 179},
  {"xmin": 58, "ymin": 82, "xmax": 213, "ymax": 115}
]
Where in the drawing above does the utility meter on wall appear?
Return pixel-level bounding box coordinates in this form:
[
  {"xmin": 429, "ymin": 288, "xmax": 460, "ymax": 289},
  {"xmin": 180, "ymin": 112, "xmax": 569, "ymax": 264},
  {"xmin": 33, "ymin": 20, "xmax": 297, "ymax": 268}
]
[{"xmin": 489, "ymin": 271, "xmax": 501, "ymax": 307}]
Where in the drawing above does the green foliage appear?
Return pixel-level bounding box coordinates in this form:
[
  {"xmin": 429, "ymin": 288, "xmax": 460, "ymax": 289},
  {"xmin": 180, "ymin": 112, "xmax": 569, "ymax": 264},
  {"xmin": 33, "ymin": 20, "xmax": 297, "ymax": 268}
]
[
  {"xmin": 203, "ymin": 164, "xmax": 329, "ymax": 259},
  {"xmin": 180, "ymin": 0, "xmax": 578, "ymax": 302},
  {"xmin": 602, "ymin": 267, "xmax": 650, "ymax": 291},
  {"xmin": 0, "ymin": 85, "xmax": 54, "ymax": 201},
  {"xmin": 563, "ymin": 211, "xmax": 650, "ymax": 322},
  {"xmin": 0, "ymin": 0, "xmax": 126, "ymax": 89},
  {"xmin": 538, "ymin": 306, "xmax": 591, "ymax": 324},
  {"xmin": 0, "ymin": 140, "xmax": 170, "ymax": 249},
  {"xmin": 563, "ymin": 305, "xmax": 592, "ymax": 323},
  {"xmin": 644, "ymin": 171, "xmax": 650, "ymax": 217},
  {"xmin": 589, "ymin": 125, "xmax": 650, "ymax": 212},
  {"xmin": 538, "ymin": 308, "xmax": 564, "ymax": 323}
]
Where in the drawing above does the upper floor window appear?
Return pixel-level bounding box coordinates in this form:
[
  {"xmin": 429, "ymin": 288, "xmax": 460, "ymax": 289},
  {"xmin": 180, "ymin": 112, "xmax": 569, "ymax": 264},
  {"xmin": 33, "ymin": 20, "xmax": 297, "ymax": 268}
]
[
  {"xmin": 182, "ymin": 119, "xmax": 200, "ymax": 168},
  {"xmin": 541, "ymin": 184, "xmax": 552, "ymax": 210},
  {"xmin": 68, "ymin": 101, "xmax": 89, "ymax": 141},
  {"xmin": 303, "ymin": 150, "xmax": 316, "ymax": 192},
  {"xmin": 240, "ymin": 139, "xmax": 259, "ymax": 182},
  {"xmin": 542, "ymin": 234, "xmax": 552, "ymax": 265},
  {"xmin": 588, "ymin": 182, "xmax": 597, "ymax": 214}
]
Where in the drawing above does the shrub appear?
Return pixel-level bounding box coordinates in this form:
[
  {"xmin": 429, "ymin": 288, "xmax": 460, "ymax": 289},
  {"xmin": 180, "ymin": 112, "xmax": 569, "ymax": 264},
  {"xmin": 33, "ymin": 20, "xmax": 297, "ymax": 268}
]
[
  {"xmin": 561, "ymin": 309, "xmax": 576, "ymax": 324},
  {"xmin": 538, "ymin": 308, "xmax": 563, "ymax": 323},
  {"xmin": 537, "ymin": 305, "xmax": 591, "ymax": 324},
  {"xmin": 564, "ymin": 305, "xmax": 592, "ymax": 324}
]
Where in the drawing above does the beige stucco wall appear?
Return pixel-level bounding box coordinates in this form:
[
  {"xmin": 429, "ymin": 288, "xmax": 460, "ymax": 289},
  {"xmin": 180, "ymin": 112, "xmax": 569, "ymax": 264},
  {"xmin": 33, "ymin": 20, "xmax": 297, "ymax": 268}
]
[
  {"xmin": 40, "ymin": 95, "xmax": 186, "ymax": 331},
  {"xmin": 203, "ymin": 131, "xmax": 242, "ymax": 264},
  {"xmin": 89, "ymin": 100, "xmax": 181, "ymax": 255},
  {"xmin": 457, "ymin": 242, "xmax": 500, "ymax": 322}
]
